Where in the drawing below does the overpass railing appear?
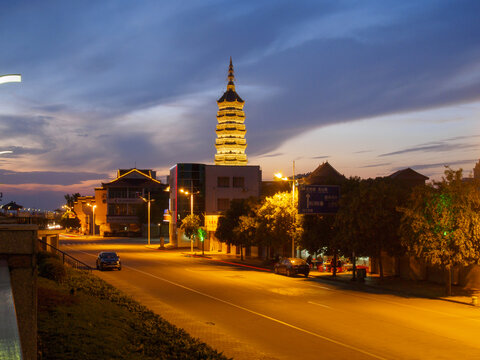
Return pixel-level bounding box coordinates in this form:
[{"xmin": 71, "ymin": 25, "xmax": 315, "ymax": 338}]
[{"xmin": 38, "ymin": 239, "xmax": 93, "ymax": 272}]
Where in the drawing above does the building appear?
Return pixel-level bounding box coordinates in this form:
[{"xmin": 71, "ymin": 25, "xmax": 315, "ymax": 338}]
[
  {"xmin": 215, "ymin": 58, "xmax": 248, "ymax": 165},
  {"xmin": 168, "ymin": 59, "xmax": 262, "ymax": 249},
  {"xmin": 74, "ymin": 169, "xmax": 167, "ymax": 236},
  {"xmin": 169, "ymin": 163, "xmax": 261, "ymax": 248}
]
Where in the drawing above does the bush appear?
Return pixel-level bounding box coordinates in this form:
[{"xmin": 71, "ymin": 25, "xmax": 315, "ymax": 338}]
[
  {"xmin": 39, "ymin": 257, "xmax": 67, "ymax": 283},
  {"xmin": 37, "ymin": 251, "xmax": 60, "ymax": 264}
]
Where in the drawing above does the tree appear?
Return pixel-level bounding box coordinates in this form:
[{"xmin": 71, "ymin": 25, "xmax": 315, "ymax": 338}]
[
  {"xmin": 334, "ymin": 177, "xmax": 407, "ymax": 280},
  {"xmin": 399, "ymin": 168, "xmax": 480, "ymax": 295},
  {"xmin": 64, "ymin": 193, "xmax": 81, "ymax": 208},
  {"xmin": 59, "ymin": 211, "xmax": 80, "ymax": 230},
  {"xmin": 215, "ymin": 198, "xmax": 258, "ymax": 257},
  {"xmin": 255, "ymin": 191, "xmax": 299, "ymax": 257},
  {"xmin": 180, "ymin": 214, "xmax": 202, "ymax": 240},
  {"xmin": 232, "ymin": 215, "xmax": 257, "ymax": 261}
]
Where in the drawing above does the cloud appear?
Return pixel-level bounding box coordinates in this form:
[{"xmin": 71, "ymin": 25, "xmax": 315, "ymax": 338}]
[
  {"xmin": 256, "ymin": 152, "xmax": 284, "ymax": 158},
  {"xmin": 2, "ymin": 1, "xmax": 480, "ymax": 208},
  {"xmin": 361, "ymin": 162, "xmax": 392, "ymax": 168},
  {"xmin": 311, "ymin": 155, "xmax": 330, "ymax": 159},
  {"xmin": 391, "ymin": 159, "xmax": 477, "ymax": 172},
  {"xmin": 379, "ymin": 142, "xmax": 480, "ymax": 157},
  {"xmin": 0, "ymin": 169, "xmax": 108, "ymax": 185}
]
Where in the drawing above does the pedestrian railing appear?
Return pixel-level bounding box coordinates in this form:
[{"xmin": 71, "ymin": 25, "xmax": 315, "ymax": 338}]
[{"xmin": 38, "ymin": 239, "xmax": 93, "ymax": 272}]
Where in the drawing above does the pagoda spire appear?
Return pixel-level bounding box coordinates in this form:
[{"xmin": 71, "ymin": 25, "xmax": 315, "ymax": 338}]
[
  {"xmin": 214, "ymin": 58, "xmax": 247, "ymax": 165},
  {"xmin": 227, "ymin": 56, "xmax": 235, "ymax": 91}
]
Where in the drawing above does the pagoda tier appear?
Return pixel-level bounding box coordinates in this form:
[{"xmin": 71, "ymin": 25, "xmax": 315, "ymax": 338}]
[{"xmin": 215, "ymin": 58, "xmax": 248, "ymax": 165}]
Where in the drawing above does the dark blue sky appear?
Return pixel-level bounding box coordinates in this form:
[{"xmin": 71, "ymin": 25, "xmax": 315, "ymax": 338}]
[{"xmin": 1, "ymin": 0, "xmax": 480, "ymax": 209}]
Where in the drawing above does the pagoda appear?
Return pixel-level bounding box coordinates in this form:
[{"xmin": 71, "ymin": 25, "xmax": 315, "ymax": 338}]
[{"xmin": 215, "ymin": 58, "xmax": 247, "ymax": 165}]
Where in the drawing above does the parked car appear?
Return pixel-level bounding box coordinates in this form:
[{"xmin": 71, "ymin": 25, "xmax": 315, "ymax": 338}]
[
  {"xmin": 274, "ymin": 258, "xmax": 310, "ymax": 277},
  {"xmin": 96, "ymin": 251, "xmax": 122, "ymax": 271}
]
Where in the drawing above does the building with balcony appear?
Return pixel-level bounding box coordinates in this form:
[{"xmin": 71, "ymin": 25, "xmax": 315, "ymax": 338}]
[{"xmin": 74, "ymin": 169, "xmax": 167, "ymax": 236}]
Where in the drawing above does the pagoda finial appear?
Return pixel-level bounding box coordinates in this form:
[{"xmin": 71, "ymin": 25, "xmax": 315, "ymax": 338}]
[{"xmin": 227, "ymin": 57, "xmax": 235, "ymax": 90}]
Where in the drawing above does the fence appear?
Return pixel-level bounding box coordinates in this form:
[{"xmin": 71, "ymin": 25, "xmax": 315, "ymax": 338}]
[{"xmin": 38, "ymin": 238, "xmax": 93, "ymax": 272}]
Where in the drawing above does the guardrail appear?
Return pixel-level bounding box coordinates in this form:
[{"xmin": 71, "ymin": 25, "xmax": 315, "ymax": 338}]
[
  {"xmin": 38, "ymin": 239, "xmax": 93, "ymax": 272},
  {"xmin": 0, "ymin": 259, "xmax": 23, "ymax": 360}
]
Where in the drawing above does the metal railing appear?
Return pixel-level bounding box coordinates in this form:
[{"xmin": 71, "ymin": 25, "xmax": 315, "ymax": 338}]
[
  {"xmin": 38, "ymin": 239, "xmax": 93, "ymax": 272},
  {"xmin": 0, "ymin": 260, "xmax": 23, "ymax": 359}
]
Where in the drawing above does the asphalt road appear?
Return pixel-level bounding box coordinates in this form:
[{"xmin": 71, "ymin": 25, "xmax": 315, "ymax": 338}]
[{"xmin": 60, "ymin": 237, "xmax": 480, "ymax": 360}]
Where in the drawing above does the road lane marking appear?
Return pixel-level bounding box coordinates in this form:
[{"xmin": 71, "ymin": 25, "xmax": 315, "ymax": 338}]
[
  {"xmin": 64, "ymin": 246, "xmax": 480, "ymax": 322},
  {"xmin": 308, "ymin": 301, "xmax": 332, "ymax": 309},
  {"xmin": 125, "ymin": 266, "xmax": 385, "ymax": 359}
]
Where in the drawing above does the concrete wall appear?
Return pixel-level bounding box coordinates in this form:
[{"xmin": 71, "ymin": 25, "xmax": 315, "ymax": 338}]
[
  {"xmin": 204, "ymin": 165, "xmax": 261, "ymax": 214},
  {"xmin": 0, "ymin": 224, "xmax": 37, "ymax": 360}
]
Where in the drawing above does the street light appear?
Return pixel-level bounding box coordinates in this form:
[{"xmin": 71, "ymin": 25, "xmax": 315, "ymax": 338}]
[
  {"xmin": 0, "ymin": 74, "xmax": 21, "ymax": 85},
  {"xmin": 179, "ymin": 185, "xmax": 199, "ymax": 253},
  {"xmin": 139, "ymin": 192, "xmax": 154, "ymax": 245},
  {"xmin": 274, "ymin": 161, "xmax": 297, "ymax": 257},
  {"xmin": 86, "ymin": 204, "xmax": 97, "ymax": 236}
]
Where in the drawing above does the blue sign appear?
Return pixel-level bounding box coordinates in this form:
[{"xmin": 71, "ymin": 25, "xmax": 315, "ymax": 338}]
[{"xmin": 298, "ymin": 185, "xmax": 340, "ymax": 214}]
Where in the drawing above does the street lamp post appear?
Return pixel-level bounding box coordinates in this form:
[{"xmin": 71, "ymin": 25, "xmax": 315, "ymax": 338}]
[
  {"xmin": 179, "ymin": 186, "xmax": 195, "ymax": 253},
  {"xmin": 140, "ymin": 192, "xmax": 154, "ymax": 245},
  {"xmin": 86, "ymin": 203, "xmax": 97, "ymax": 236},
  {"xmin": 274, "ymin": 160, "xmax": 297, "ymax": 258}
]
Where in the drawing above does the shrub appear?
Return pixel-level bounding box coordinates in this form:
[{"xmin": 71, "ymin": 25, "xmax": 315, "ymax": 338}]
[{"xmin": 39, "ymin": 257, "xmax": 67, "ymax": 283}]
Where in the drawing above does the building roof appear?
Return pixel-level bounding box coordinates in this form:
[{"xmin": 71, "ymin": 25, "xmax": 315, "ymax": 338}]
[
  {"xmin": 0, "ymin": 201, "xmax": 23, "ymax": 210},
  {"xmin": 117, "ymin": 169, "xmax": 156, "ymax": 179},
  {"xmin": 302, "ymin": 162, "xmax": 346, "ymax": 184},
  {"xmin": 102, "ymin": 168, "xmax": 162, "ymax": 187},
  {"xmin": 388, "ymin": 168, "xmax": 429, "ymax": 181}
]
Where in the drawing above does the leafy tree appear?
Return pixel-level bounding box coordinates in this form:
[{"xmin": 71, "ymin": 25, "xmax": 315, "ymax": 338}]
[
  {"xmin": 64, "ymin": 193, "xmax": 81, "ymax": 208},
  {"xmin": 232, "ymin": 215, "xmax": 257, "ymax": 261},
  {"xmin": 180, "ymin": 214, "xmax": 202, "ymax": 240},
  {"xmin": 255, "ymin": 191, "xmax": 300, "ymax": 257},
  {"xmin": 399, "ymin": 168, "xmax": 480, "ymax": 295},
  {"xmin": 59, "ymin": 212, "xmax": 81, "ymax": 230},
  {"xmin": 299, "ymin": 214, "xmax": 336, "ymax": 255},
  {"xmin": 334, "ymin": 177, "xmax": 407, "ymax": 280}
]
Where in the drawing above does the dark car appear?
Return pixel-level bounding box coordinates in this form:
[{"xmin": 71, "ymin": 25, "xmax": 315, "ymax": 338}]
[
  {"xmin": 96, "ymin": 251, "xmax": 122, "ymax": 271},
  {"xmin": 274, "ymin": 258, "xmax": 310, "ymax": 277}
]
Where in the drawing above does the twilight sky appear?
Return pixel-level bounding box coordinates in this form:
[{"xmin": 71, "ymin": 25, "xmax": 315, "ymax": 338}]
[{"xmin": 1, "ymin": 0, "xmax": 480, "ymax": 210}]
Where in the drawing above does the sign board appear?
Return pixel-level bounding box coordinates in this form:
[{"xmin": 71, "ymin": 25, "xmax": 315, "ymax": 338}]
[
  {"xmin": 298, "ymin": 185, "xmax": 340, "ymax": 214},
  {"xmin": 205, "ymin": 215, "xmax": 219, "ymax": 232}
]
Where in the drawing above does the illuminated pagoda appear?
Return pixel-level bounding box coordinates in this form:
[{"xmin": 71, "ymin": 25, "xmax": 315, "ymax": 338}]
[{"xmin": 215, "ymin": 58, "xmax": 247, "ymax": 165}]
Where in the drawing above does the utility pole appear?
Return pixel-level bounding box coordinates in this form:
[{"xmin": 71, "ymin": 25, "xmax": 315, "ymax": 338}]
[{"xmin": 292, "ymin": 160, "xmax": 296, "ymax": 258}]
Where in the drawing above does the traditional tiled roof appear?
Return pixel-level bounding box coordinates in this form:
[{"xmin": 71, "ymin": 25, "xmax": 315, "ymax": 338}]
[
  {"xmin": 303, "ymin": 162, "xmax": 345, "ymax": 184},
  {"xmin": 388, "ymin": 168, "xmax": 429, "ymax": 181}
]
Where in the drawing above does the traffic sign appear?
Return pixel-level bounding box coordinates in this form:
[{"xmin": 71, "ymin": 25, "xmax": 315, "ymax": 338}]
[{"xmin": 298, "ymin": 185, "xmax": 340, "ymax": 214}]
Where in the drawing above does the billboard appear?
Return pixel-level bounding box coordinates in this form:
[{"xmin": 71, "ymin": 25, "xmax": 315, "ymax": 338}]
[{"xmin": 298, "ymin": 185, "xmax": 340, "ymax": 214}]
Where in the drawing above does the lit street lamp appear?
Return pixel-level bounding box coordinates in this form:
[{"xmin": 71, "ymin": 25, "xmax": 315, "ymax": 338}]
[
  {"xmin": 274, "ymin": 160, "xmax": 297, "ymax": 257},
  {"xmin": 139, "ymin": 192, "xmax": 154, "ymax": 245},
  {"xmin": 179, "ymin": 187, "xmax": 196, "ymax": 252},
  {"xmin": 87, "ymin": 204, "xmax": 97, "ymax": 236},
  {"xmin": 0, "ymin": 74, "xmax": 21, "ymax": 85}
]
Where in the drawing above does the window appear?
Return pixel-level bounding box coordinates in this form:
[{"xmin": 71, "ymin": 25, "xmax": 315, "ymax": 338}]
[
  {"xmin": 217, "ymin": 198, "xmax": 230, "ymax": 212},
  {"xmin": 233, "ymin": 177, "xmax": 244, "ymax": 188},
  {"xmin": 217, "ymin": 177, "xmax": 230, "ymax": 188}
]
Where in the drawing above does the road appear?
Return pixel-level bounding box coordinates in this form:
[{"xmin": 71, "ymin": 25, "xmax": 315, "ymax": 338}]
[{"xmin": 60, "ymin": 237, "xmax": 480, "ymax": 360}]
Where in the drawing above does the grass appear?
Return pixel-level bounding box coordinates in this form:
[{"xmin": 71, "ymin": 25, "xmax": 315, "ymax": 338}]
[{"xmin": 37, "ymin": 260, "xmax": 231, "ymax": 360}]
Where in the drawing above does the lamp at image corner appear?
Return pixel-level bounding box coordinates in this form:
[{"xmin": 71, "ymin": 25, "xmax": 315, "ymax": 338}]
[{"xmin": 0, "ymin": 74, "xmax": 22, "ymax": 85}]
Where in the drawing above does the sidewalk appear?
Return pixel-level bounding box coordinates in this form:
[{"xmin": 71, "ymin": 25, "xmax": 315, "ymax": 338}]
[{"xmin": 173, "ymin": 249, "xmax": 477, "ymax": 307}]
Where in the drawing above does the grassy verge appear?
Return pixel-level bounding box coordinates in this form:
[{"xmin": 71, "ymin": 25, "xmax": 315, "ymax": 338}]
[{"xmin": 37, "ymin": 255, "xmax": 230, "ymax": 360}]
